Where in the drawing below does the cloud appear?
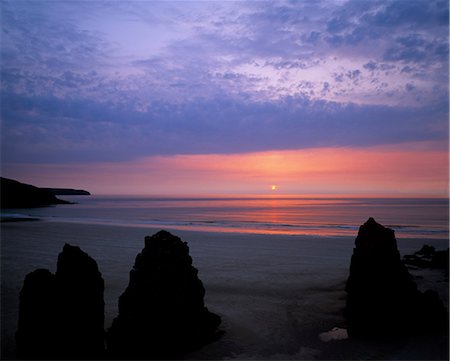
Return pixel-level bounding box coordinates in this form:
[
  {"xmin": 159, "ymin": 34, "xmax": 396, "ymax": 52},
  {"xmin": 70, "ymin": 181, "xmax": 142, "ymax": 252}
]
[
  {"xmin": 1, "ymin": 1, "xmax": 111, "ymax": 74},
  {"xmin": 367, "ymin": 0, "xmax": 448, "ymax": 28},
  {"xmin": 1, "ymin": 90, "xmax": 448, "ymax": 163},
  {"xmin": 3, "ymin": 144, "xmax": 448, "ymax": 196},
  {"xmin": 0, "ymin": 0, "xmax": 448, "ymax": 166},
  {"xmin": 383, "ymin": 34, "xmax": 448, "ymax": 63},
  {"xmin": 3, "ymin": 0, "xmax": 447, "ymax": 106}
]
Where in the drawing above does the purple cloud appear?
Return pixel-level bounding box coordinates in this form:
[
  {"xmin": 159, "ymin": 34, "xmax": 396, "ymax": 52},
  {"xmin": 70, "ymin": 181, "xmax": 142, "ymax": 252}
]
[{"xmin": 1, "ymin": 0, "xmax": 448, "ymax": 166}]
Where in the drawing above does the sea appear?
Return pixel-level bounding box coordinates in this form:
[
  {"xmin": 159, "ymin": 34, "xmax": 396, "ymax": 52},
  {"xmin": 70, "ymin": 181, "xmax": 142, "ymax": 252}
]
[{"xmin": 3, "ymin": 196, "xmax": 449, "ymax": 239}]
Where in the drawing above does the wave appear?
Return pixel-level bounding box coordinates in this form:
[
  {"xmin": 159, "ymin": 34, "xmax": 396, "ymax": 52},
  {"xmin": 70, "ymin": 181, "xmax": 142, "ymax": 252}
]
[
  {"xmin": 13, "ymin": 213, "xmax": 446, "ymax": 239},
  {"xmin": 3, "ymin": 196, "xmax": 447, "ymax": 239}
]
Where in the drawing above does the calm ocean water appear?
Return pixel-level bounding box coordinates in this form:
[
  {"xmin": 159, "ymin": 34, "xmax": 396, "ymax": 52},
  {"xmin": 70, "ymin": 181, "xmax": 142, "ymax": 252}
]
[{"xmin": 3, "ymin": 196, "xmax": 449, "ymax": 239}]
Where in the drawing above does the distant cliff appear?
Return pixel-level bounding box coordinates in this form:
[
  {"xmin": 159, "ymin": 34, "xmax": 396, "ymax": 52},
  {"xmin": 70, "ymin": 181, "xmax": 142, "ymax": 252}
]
[
  {"xmin": 0, "ymin": 177, "xmax": 72, "ymax": 208},
  {"xmin": 42, "ymin": 188, "xmax": 91, "ymax": 196}
]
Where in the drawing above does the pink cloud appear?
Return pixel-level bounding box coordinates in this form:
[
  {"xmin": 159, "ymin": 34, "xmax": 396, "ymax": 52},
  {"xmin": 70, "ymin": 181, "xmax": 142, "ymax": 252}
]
[{"xmin": 4, "ymin": 142, "xmax": 448, "ymax": 197}]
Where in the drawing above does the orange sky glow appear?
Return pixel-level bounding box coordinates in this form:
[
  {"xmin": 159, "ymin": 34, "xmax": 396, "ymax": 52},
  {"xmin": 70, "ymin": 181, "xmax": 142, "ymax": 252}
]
[{"xmin": 6, "ymin": 142, "xmax": 448, "ymax": 197}]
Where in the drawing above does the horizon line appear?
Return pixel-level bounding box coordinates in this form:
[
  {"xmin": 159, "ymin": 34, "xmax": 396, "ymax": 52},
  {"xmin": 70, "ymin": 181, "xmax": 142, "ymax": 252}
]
[{"xmin": 78, "ymin": 192, "xmax": 449, "ymax": 199}]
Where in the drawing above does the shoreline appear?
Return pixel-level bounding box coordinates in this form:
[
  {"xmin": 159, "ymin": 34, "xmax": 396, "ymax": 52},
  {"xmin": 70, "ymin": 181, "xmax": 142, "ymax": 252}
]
[
  {"xmin": 1, "ymin": 214, "xmax": 448, "ymax": 241},
  {"xmin": 1, "ymin": 220, "xmax": 448, "ymax": 360}
]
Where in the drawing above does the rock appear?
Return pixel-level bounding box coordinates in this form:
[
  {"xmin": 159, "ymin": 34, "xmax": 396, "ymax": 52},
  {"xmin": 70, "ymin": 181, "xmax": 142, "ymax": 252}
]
[
  {"xmin": 107, "ymin": 230, "xmax": 222, "ymax": 359},
  {"xmin": 16, "ymin": 244, "xmax": 105, "ymax": 359},
  {"xmin": 403, "ymin": 245, "xmax": 449, "ymax": 270},
  {"xmin": 345, "ymin": 218, "xmax": 447, "ymax": 338},
  {"xmin": 415, "ymin": 244, "xmax": 435, "ymax": 257},
  {"xmin": 41, "ymin": 188, "xmax": 91, "ymax": 196},
  {"xmin": 0, "ymin": 177, "xmax": 71, "ymax": 208},
  {"xmin": 431, "ymin": 248, "xmax": 449, "ymax": 269},
  {"xmin": 54, "ymin": 244, "xmax": 105, "ymax": 359},
  {"xmin": 16, "ymin": 269, "xmax": 58, "ymax": 359}
]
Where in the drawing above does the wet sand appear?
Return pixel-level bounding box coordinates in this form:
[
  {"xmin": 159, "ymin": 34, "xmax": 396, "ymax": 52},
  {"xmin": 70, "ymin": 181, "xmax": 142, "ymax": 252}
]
[{"xmin": 1, "ymin": 220, "xmax": 448, "ymax": 360}]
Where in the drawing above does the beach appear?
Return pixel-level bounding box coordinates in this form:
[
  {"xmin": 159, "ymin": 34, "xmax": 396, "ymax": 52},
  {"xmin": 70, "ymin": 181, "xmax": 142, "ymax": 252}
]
[
  {"xmin": 3, "ymin": 0, "xmax": 449, "ymax": 358},
  {"xmin": 1, "ymin": 220, "xmax": 448, "ymax": 360}
]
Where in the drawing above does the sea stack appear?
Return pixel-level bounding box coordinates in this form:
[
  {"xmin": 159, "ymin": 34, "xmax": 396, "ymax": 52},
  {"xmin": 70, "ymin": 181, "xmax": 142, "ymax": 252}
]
[
  {"xmin": 345, "ymin": 217, "xmax": 447, "ymax": 338},
  {"xmin": 16, "ymin": 244, "xmax": 105, "ymax": 359},
  {"xmin": 107, "ymin": 230, "xmax": 222, "ymax": 359},
  {"xmin": 16, "ymin": 269, "xmax": 58, "ymax": 359}
]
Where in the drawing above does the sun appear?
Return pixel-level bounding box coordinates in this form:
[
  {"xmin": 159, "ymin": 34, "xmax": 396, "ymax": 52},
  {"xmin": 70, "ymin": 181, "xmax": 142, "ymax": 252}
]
[{"xmin": 271, "ymin": 185, "xmax": 278, "ymax": 191}]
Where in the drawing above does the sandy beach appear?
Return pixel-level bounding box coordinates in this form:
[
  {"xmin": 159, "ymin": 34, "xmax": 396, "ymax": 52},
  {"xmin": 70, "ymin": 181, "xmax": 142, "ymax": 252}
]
[
  {"xmin": 1, "ymin": 220, "xmax": 448, "ymax": 360},
  {"xmin": 3, "ymin": 0, "xmax": 449, "ymax": 358}
]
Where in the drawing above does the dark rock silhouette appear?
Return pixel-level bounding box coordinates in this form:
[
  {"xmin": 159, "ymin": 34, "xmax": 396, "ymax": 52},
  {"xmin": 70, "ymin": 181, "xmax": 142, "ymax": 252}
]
[
  {"xmin": 432, "ymin": 248, "xmax": 449, "ymax": 269},
  {"xmin": 16, "ymin": 269, "xmax": 58, "ymax": 359},
  {"xmin": 1, "ymin": 177, "xmax": 71, "ymax": 208},
  {"xmin": 107, "ymin": 230, "xmax": 222, "ymax": 359},
  {"xmin": 403, "ymin": 244, "xmax": 449, "ymax": 270},
  {"xmin": 16, "ymin": 232, "xmax": 221, "ymax": 359},
  {"xmin": 16, "ymin": 244, "xmax": 104, "ymax": 359},
  {"xmin": 415, "ymin": 244, "xmax": 436, "ymax": 257},
  {"xmin": 55, "ymin": 244, "xmax": 105, "ymax": 359},
  {"xmin": 42, "ymin": 188, "xmax": 91, "ymax": 196},
  {"xmin": 345, "ymin": 218, "xmax": 448, "ymax": 338}
]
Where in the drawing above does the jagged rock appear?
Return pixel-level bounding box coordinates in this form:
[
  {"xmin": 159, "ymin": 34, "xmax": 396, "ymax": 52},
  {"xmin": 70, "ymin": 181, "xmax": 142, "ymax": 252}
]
[
  {"xmin": 431, "ymin": 249, "xmax": 449, "ymax": 269},
  {"xmin": 16, "ymin": 269, "xmax": 58, "ymax": 359},
  {"xmin": 54, "ymin": 244, "xmax": 105, "ymax": 359},
  {"xmin": 403, "ymin": 245, "xmax": 449, "ymax": 270},
  {"xmin": 345, "ymin": 218, "xmax": 447, "ymax": 338},
  {"xmin": 415, "ymin": 244, "xmax": 436, "ymax": 257},
  {"xmin": 107, "ymin": 230, "xmax": 222, "ymax": 359},
  {"xmin": 16, "ymin": 244, "xmax": 105, "ymax": 359}
]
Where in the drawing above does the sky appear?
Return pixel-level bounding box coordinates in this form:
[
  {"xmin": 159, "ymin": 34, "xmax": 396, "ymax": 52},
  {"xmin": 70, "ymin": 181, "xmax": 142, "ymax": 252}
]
[{"xmin": 1, "ymin": 0, "xmax": 448, "ymax": 196}]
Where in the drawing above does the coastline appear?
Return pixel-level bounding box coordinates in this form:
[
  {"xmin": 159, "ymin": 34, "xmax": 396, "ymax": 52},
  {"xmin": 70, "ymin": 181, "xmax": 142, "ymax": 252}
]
[{"xmin": 1, "ymin": 220, "xmax": 448, "ymax": 360}]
